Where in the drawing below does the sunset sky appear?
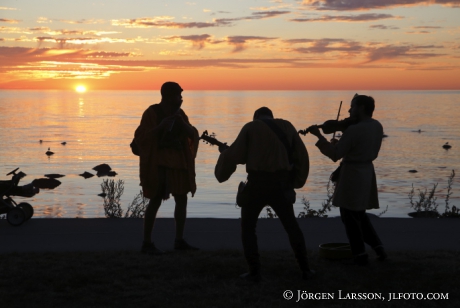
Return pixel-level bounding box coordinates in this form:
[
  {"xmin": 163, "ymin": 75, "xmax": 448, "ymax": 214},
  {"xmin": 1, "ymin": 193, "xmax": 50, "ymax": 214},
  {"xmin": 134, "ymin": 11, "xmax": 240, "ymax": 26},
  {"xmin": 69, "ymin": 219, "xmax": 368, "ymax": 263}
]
[{"xmin": 1, "ymin": 0, "xmax": 459, "ymax": 90}]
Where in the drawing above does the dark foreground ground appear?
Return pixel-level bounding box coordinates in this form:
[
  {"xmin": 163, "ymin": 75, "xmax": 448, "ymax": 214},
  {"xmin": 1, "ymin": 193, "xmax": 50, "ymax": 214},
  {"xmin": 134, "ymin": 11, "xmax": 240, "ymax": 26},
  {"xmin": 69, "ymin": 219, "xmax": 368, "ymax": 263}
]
[
  {"xmin": 0, "ymin": 250, "xmax": 459, "ymax": 308},
  {"xmin": 1, "ymin": 218, "xmax": 459, "ymax": 307},
  {"xmin": 1, "ymin": 218, "xmax": 460, "ymax": 253}
]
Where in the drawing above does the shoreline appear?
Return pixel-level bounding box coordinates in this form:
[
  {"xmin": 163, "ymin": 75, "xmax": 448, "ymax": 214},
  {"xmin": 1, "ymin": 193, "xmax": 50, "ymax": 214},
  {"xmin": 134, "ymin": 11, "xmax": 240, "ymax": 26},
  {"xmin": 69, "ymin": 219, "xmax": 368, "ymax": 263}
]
[{"xmin": 1, "ymin": 217, "xmax": 459, "ymax": 253}]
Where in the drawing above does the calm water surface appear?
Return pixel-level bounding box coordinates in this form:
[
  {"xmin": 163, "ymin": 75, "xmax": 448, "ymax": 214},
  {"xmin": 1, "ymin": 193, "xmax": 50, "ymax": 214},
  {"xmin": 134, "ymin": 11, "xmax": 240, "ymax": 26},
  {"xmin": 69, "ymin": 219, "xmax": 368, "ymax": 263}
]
[{"xmin": 0, "ymin": 90, "xmax": 459, "ymax": 218}]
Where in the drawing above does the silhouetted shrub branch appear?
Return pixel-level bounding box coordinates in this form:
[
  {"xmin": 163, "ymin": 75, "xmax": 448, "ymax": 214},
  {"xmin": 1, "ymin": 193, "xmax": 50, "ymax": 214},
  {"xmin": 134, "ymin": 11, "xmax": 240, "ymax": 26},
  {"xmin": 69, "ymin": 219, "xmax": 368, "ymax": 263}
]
[
  {"xmin": 101, "ymin": 179, "xmax": 124, "ymax": 218},
  {"xmin": 124, "ymin": 190, "xmax": 148, "ymax": 218}
]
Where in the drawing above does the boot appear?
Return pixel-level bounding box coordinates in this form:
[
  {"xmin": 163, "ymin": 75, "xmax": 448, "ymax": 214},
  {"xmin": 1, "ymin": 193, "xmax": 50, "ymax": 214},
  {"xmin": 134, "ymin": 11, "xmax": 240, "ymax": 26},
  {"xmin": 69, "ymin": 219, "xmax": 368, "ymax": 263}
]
[
  {"xmin": 353, "ymin": 253, "xmax": 369, "ymax": 266},
  {"xmin": 302, "ymin": 269, "xmax": 316, "ymax": 280},
  {"xmin": 240, "ymin": 267, "xmax": 261, "ymax": 283},
  {"xmin": 174, "ymin": 238, "xmax": 199, "ymax": 251},
  {"xmin": 374, "ymin": 246, "xmax": 387, "ymax": 261},
  {"xmin": 141, "ymin": 242, "xmax": 165, "ymax": 255}
]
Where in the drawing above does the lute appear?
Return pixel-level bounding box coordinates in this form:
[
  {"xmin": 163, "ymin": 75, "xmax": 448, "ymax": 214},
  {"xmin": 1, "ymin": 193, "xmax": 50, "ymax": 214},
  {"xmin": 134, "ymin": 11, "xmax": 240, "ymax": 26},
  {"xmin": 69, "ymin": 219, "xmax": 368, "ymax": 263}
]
[{"xmin": 199, "ymin": 130, "xmax": 229, "ymax": 150}]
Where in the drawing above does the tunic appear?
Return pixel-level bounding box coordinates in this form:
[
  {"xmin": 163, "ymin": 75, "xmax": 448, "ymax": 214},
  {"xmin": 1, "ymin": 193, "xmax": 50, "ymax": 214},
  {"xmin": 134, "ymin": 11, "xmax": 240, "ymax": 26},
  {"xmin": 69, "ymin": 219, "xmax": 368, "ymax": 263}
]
[
  {"xmin": 215, "ymin": 119, "xmax": 309, "ymax": 189},
  {"xmin": 315, "ymin": 118, "xmax": 383, "ymax": 211},
  {"xmin": 134, "ymin": 104, "xmax": 199, "ymax": 199}
]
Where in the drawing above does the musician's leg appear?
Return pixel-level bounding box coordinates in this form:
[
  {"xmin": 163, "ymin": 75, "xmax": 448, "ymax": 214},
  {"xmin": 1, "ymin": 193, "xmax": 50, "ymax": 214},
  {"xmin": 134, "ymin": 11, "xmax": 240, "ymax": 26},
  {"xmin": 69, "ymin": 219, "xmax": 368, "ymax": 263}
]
[
  {"xmin": 141, "ymin": 195, "xmax": 165, "ymax": 255},
  {"xmin": 173, "ymin": 193, "xmax": 187, "ymax": 240},
  {"xmin": 271, "ymin": 189, "xmax": 310, "ymax": 273},
  {"xmin": 340, "ymin": 207, "xmax": 368, "ymax": 265},
  {"xmin": 173, "ymin": 193, "xmax": 199, "ymax": 250},
  {"xmin": 241, "ymin": 191, "xmax": 265, "ymax": 278},
  {"xmin": 143, "ymin": 195, "xmax": 162, "ymax": 243}
]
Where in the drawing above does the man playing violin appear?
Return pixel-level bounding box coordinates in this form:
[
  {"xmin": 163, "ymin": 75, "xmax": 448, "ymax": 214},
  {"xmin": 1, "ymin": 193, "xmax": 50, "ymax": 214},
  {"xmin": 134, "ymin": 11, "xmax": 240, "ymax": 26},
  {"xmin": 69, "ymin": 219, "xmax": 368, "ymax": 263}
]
[
  {"xmin": 215, "ymin": 107, "xmax": 314, "ymax": 281},
  {"xmin": 307, "ymin": 95, "xmax": 387, "ymax": 266}
]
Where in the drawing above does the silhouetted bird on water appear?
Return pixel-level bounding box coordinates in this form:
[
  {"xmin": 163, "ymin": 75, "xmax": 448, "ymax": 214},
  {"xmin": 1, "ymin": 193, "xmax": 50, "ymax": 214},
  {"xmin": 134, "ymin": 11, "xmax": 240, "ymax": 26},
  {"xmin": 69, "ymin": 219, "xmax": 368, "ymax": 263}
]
[
  {"xmin": 61, "ymin": 142, "xmax": 66, "ymax": 145},
  {"xmin": 45, "ymin": 147, "xmax": 54, "ymax": 156},
  {"xmin": 442, "ymin": 142, "xmax": 452, "ymax": 150},
  {"xmin": 79, "ymin": 171, "xmax": 94, "ymax": 179}
]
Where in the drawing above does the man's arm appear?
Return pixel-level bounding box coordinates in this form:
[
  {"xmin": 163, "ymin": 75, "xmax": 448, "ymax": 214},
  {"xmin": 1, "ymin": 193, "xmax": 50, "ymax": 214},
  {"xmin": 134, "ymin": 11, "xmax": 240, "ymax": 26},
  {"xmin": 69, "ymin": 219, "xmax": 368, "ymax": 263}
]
[
  {"xmin": 176, "ymin": 112, "xmax": 196, "ymax": 139},
  {"xmin": 214, "ymin": 124, "xmax": 249, "ymax": 183},
  {"xmin": 134, "ymin": 108, "xmax": 159, "ymax": 155},
  {"xmin": 291, "ymin": 125, "xmax": 310, "ymax": 189},
  {"xmin": 307, "ymin": 125, "xmax": 352, "ymax": 162}
]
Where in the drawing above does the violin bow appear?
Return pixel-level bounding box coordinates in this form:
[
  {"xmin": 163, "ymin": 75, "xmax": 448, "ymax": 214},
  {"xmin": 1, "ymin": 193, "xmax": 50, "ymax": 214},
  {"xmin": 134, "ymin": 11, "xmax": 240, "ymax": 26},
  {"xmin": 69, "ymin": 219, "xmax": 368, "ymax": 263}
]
[{"xmin": 332, "ymin": 101, "xmax": 342, "ymax": 140}]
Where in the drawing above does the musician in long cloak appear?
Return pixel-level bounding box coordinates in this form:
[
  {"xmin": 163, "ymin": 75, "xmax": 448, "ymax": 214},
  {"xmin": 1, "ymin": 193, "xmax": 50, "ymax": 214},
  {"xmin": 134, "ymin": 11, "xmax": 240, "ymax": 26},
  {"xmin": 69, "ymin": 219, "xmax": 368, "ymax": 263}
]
[{"xmin": 134, "ymin": 82, "xmax": 199, "ymax": 254}]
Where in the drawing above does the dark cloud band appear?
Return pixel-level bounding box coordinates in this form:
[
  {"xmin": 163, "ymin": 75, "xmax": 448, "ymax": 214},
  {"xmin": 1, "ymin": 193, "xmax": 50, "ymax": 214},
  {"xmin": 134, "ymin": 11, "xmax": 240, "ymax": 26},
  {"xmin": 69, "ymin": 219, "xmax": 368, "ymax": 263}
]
[{"xmin": 302, "ymin": 0, "xmax": 460, "ymax": 11}]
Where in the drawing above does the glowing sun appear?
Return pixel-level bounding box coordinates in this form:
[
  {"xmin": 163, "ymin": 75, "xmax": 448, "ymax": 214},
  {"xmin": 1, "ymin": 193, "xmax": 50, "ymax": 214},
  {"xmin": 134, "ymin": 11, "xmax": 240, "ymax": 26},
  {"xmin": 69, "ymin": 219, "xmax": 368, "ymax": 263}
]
[{"xmin": 76, "ymin": 85, "xmax": 87, "ymax": 93}]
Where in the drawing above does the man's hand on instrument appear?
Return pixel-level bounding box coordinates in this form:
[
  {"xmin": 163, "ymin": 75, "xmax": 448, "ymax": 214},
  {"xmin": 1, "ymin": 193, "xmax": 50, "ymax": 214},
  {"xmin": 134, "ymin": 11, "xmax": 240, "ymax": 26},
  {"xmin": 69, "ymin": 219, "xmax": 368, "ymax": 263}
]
[
  {"xmin": 173, "ymin": 113, "xmax": 196, "ymax": 138},
  {"xmin": 330, "ymin": 138, "xmax": 339, "ymax": 145},
  {"xmin": 158, "ymin": 115, "xmax": 176, "ymax": 130},
  {"xmin": 307, "ymin": 125, "xmax": 322, "ymax": 138},
  {"xmin": 175, "ymin": 113, "xmax": 187, "ymax": 125},
  {"xmin": 218, "ymin": 143, "xmax": 229, "ymax": 154}
]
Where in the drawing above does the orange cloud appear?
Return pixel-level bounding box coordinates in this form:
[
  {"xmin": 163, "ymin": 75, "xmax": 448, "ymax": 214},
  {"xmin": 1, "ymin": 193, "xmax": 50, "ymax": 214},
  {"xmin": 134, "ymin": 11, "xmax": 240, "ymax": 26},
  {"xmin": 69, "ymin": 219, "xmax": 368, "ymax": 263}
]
[
  {"xmin": 111, "ymin": 16, "xmax": 223, "ymax": 29},
  {"xmin": 163, "ymin": 34, "xmax": 214, "ymax": 49},
  {"xmin": 37, "ymin": 17, "xmax": 52, "ymax": 24},
  {"xmin": 284, "ymin": 38, "xmax": 446, "ymax": 62},
  {"xmin": 406, "ymin": 30, "xmax": 432, "ymax": 34},
  {"xmin": 112, "ymin": 11, "xmax": 290, "ymax": 29},
  {"xmin": 290, "ymin": 13, "xmax": 401, "ymax": 22},
  {"xmin": 365, "ymin": 44, "xmax": 445, "ymax": 62},
  {"xmin": 0, "ymin": 47, "xmax": 141, "ymax": 82},
  {"xmin": 413, "ymin": 26, "xmax": 443, "ymax": 29},
  {"xmin": 34, "ymin": 36, "xmax": 131, "ymax": 48},
  {"xmin": 227, "ymin": 36, "xmax": 277, "ymax": 52},
  {"xmin": 369, "ymin": 24, "xmax": 399, "ymax": 30},
  {"xmin": 0, "ymin": 46, "xmax": 132, "ymax": 64},
  {"xmin": 58, "ymin": 19, "xmax": 106, "ymax": 24},
  {"xmin": 0, "ymin": 18, "xmax": 20, "ymax": 24},
  {"xmin": 0, "ymin": 26, "xmax": 32, "ymax": 34},
  {"xmin": 0, "ymin": 42, "xmax": 457, "ymax": 91},
  {"xmin": 162, "ymin": 34, "xmax": 278, "ymax": 52},
  {"xmin": 285, "ymin": 38, "xmax": 363, "ymax": 57}
]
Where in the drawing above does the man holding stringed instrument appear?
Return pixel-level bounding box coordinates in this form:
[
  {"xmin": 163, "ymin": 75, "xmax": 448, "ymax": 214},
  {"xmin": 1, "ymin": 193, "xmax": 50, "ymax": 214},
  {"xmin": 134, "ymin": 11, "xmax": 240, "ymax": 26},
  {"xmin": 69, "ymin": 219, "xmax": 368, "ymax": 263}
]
[
  {"xmin": 133, "ymin": 82, "xmax": 200, "ymax": 255},
  {"xmin": 214, "ymin": 107, "xmax": 313, "ymax": 282},
  {"xmin": 306, "ymin": 94, "xmax": 387, "ymax": 266}
]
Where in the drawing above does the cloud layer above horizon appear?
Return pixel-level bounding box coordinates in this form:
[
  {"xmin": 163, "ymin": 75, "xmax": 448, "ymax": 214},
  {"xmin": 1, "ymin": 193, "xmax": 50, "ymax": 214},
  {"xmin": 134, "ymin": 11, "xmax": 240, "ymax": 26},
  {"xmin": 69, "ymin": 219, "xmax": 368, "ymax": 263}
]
[{"xmin": 0, "ymin": 0, "xmax": 459, "ymax": 89}]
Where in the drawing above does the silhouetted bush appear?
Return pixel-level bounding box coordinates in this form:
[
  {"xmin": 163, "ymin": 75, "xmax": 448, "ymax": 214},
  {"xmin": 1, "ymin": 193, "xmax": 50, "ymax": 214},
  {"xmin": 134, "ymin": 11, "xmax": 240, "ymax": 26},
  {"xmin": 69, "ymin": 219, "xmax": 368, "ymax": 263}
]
[
  {"xmin": 298, "ymin": 180, "xmax": 334, "ymax": 218},
  {"xmin": 124, "ymin": 190, "xmax": 148, "ymax": 218},
  {"xmin": 408, "ymin": 169, "xmax": 457, "ymax": 218},
  {"xmin": 441, "ymin": 170, "xmax": 459, "ymax": 217},
  {"xmin": 101, "ymin": 179, "xmax": 124, "ymax": 218}
]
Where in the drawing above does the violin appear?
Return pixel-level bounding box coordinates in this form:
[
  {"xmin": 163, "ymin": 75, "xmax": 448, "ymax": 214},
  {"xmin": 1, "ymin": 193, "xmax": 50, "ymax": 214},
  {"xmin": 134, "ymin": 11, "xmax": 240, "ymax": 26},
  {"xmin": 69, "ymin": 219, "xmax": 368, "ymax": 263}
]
[
  {"xmin": 298, "ymin": 117, "xmax": 358, "ymax": 136},
  {"xmin": 298, "ymin": 99, "xmax": 358, "ymax": 136}
]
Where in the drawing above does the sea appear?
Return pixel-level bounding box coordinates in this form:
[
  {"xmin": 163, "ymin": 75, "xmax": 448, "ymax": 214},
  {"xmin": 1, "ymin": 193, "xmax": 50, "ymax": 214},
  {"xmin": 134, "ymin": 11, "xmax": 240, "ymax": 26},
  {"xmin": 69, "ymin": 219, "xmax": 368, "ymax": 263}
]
[{"xmin": 0, "ymin": 90, "xmax": 459, "ymax": 219}]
